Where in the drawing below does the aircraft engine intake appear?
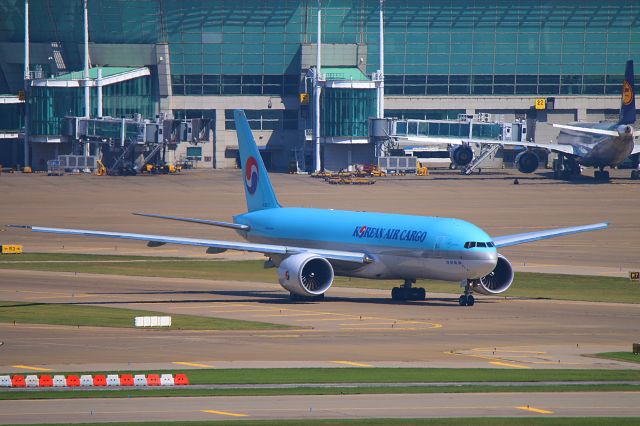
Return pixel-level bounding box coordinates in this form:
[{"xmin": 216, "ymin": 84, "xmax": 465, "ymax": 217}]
[
  {"xmin": 470, "ymin": 254, "xmax": 514, "ymax": 295},
  {"xmin": 449, "ymin": 145, "xmax": 474, "ymax": 167},
  {"xmin": 515, "ymin": 151, "xmax": 539, "ymax": 174},
  {"xmin": 278, "ymin": 253, "xmax": 334, "ymax": 296},
  {"xmin": 618, "ymin": 125, "xmax": 633, "ymax": 136}
]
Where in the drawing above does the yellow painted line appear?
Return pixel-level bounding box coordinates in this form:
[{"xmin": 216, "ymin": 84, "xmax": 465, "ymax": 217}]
[
  {"xmin": 339, "ymin": 322, "xmax": 397, "ymax": 326},
  {"xmin": 11, "ymin": 365, "xmax": 52, "ymax": 372},
  {"xmin": 489, "ymin": 361, "xmax": 531, "ymax": 369},
  {"xmin": 257, "ymin": 334, "xmax": 301, "ymax": 338},
  {"xmin": 201, "ymin": 409, "xmax": 248, "ymax": 417},
  {"xmin": 516, "ymin": 406, "xmax": 554, "ymax": 414},
  {"xmin": 297, "ymin": 316, "xmax": 362, "ymax": 322},
  {"xmin": 208, "ymin": 308, "xmax": 280, "ymax": 313},
  {"xmin": 262, "ymin": 312, "xmax": 334, "ymax": 318},
  {"xmin": 339, "ymin": 327, "xmax": 419, "ymax": 331},
  {"xmin": 172, "ymin": 361, "xmax": 214, "ymax": 368},
  {"xmin": 332, "ymin": 361, "xmax": 374, "ymax": 367}
]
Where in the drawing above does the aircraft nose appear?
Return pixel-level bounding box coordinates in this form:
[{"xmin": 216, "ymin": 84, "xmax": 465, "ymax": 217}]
[{"xmin": 470, "ymin": 249, "xmax": 498, "ymax": 277}]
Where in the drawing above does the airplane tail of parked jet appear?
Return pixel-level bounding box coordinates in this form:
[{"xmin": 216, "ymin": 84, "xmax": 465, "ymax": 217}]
[
  {"xmin": 235, "ymin": 109, "xmax": 281, "ymax": 212},
  {"xmin": 619, "ymin": 60, "xmax": 636, "ymax": 125}
]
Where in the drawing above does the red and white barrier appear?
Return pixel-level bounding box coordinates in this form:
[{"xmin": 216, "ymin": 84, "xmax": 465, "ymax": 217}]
[{"xmin": 0, "ymin": 373, "xmax": 188, "ymax": 388}]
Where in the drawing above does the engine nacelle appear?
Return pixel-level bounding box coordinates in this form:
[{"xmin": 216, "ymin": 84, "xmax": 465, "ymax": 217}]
[
  {"xmin": 277, "ymin": 253, "xmax": 334, "ymax": 296},
  {"xmin": 449, "ymin": 145, "xmax": 474, "ymax": 167},
  {"xmin": 470, "ymin": 254, "xmax": 514, "ymax": 295},
  {"xmin": 515, "ymin": 151, "xmax": 539, "ymax": 174}
]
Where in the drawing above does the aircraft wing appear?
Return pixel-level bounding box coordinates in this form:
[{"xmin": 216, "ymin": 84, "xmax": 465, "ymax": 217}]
[
  {"xmin": 9, "ymin": 225, "xmax": 370, "ymax": 264},
  {"xmin": 492, "ymin": 222, "xmax": 608, "ymax": 248},
  {"xmin": 396, "ymin": 135, "xmax": 577, "ymax": 156}
]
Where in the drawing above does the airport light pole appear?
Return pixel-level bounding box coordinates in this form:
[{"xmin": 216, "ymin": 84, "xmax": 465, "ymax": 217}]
[
  {"xmin": 23, "ymin": 0, "xmax": 30, "ymax": 169},
  {"xmin": 83, "ymin": 0, "xmax": 90, "ymax": 157},
  {"xmin": 377, "ymin": 0, "xmax": 384, "ymax": 119},
  {"xmin": 314, "ymin": 0, "xmax": 322, "ymax": 172}
]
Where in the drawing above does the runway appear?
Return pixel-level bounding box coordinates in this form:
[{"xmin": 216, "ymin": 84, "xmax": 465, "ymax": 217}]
[
  {"xmin": 2, "ymin": 392, "xmax": 640, "ymax": 423},
  {"xmin": 1, "ymin": 269, "xmax": 638, "ymax": 372},
  {"xmin": 1, "ymin": 170, "xmax": 639, "ymax": 422}
]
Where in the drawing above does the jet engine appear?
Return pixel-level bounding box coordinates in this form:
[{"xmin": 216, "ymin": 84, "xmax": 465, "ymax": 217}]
[
  {"xmin": 515, "ymin": 151, "xmax": 539, "ymax": 174},
  {"xmin": 277, "ymin": 253, "xmax": 334, "ymax": 296},
  {"xmin": 470, "ymin": 254, "xmax": 514, "ymax": 295},
  {"xmin": 449, "ymin": 145, "xmax": 474, "ymax": 167}
]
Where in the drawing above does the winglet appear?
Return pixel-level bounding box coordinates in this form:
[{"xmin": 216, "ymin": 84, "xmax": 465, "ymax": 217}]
[{"xmin": 5, "ymin": 225, "xmax": 32, "ymax": 229}]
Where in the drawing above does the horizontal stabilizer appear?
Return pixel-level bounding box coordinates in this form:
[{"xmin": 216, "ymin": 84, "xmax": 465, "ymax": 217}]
[
  {"xmin": 493, "ymin": 222, "xmax": 608, "ymax": 248},
  {"xmin": 133, "ymin": 212, "xmax": 249, "ymax": 231}
]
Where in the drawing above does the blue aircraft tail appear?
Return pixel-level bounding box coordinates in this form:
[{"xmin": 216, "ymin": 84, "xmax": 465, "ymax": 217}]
[
  {"xmin": 619, "ymin": 60, "xmax": 636, "ymax": 125},
  {"xmin": 234, "ymin": 110, "xmax": 281, "ymax": 212}
]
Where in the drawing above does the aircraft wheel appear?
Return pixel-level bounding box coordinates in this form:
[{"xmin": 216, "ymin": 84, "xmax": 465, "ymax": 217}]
[
  {"xmin": 417, "ymin": 287, "xmax": 426, "ymax": 300},
  {"xmin": 631, "ymin": 170, "xmax": 640, "ymax": 180},
  {"xmin": 467, "ymin": 295, "xmax": 475, "ymax": 306},
  {"xmin": 391, "ymin": 287, "xmax": 402, "ymax": 301},
  {"xmin": 459, "ymin": 295, "xmax": 467, "ymax": 306}
]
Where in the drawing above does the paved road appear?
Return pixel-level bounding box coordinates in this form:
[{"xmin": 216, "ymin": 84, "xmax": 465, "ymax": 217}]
[
  {"xmin": 1, "ymin": 392, "xmax": 639, "ymax": 423},
  {"xmin": 1, "ymin": 169, "xmax": 638, "ymax": 271},
  {"xmin": 1, "ymin": 269, "xmax": 638, "ymax": 372}
]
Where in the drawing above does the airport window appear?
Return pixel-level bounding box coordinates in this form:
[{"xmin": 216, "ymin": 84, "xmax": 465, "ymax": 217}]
[
  {"xmin": 186, "ymin": 146, "xmax": 202, "ymax": 160},
  {"xmin": 224, "ymin": 109, "xmax": 296, "ymax": 131}
]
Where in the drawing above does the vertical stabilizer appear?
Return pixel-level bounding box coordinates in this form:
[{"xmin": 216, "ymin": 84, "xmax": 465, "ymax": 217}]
[
  {"xmin": 619, "ymin": 60, "xmax": 636, "ymax": 125},
  {"xmin": 234, "ymin": 110, "xmax": 281, "ymax": 212}
]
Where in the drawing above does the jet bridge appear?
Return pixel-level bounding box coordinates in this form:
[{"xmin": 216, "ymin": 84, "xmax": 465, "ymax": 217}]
[
  {"xmin": 62, "ymin": 115, "xmax": 211, "ymax": 175},
  {"xmin": 372, "ymin": 114, "xmax": 530, "ymax": 174}
]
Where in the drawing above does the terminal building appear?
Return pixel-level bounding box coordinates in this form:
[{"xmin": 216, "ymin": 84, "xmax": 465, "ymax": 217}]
[{"xmin": 0, "ymin": 0, "xmax": 638, "ymax": 171}]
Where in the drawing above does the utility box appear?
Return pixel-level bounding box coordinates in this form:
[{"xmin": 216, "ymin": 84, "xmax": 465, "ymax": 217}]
[{"xmin": 1, "ymin": 245, "xmax": 23, "ymax": 254}]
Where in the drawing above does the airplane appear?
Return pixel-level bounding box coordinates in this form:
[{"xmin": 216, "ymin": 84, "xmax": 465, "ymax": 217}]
[
  {"xmin": 9, "ymin": 110, "xmax": 609, "ymax": 307},
  {"xmin": 395, "ymin": 60, "xmax": 640, "ymax": 181}
]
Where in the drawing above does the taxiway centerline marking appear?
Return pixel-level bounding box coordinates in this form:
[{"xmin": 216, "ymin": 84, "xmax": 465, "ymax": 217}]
[
  {"xmin": 11, "ymin": 365, "xmax": 52, "ymax": 371},
  {"xmin": 516, "ymin": 406, "xmax": 554, "ymax": 414},
  {"xmin": 339, "ymin": 327, "xmax": 419, "ymax": 331},
  {"xmin": 490, "ymin": 361, "xmax": 531, "ymax": 369},
  {"xmin": 172, "ymin": 361, "xmax": 214, "ymax": 368},
  {"xmin": 332, "ymin": 360, "xmax": 374, "ymax": 367},
  {"xmin": 201, "ymin": 409, "xmax": 248, "ymax": 417}
]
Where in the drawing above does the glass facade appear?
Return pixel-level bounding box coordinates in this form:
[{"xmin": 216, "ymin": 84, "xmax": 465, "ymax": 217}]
[
  {"xmin": 321, "ymin": 88, "xmax": 377, "ymax": 137},
  {"xmin": 224, "ymin": 109, "xmax": 298, "ymax": 131},
  {"xmin": 29, "ymin": 76, "xmax": 154, "ymax": 136},
  {"xmin": 0, "ymin": 103, "xmax": 23, "ymax": 132},
  {"xmin": 2, "ymin": 1, "xmax": 636, "ymax": 98}
]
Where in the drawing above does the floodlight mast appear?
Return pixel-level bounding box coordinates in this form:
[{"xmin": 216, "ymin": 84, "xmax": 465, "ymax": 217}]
[
  {"xmin": 313, "ymin": 0, "xmax": 322, "ymax": 172},
  {"xmin": 23, "ymin": 0, "xmax": 30, "ymax": 168},
  {"xmin": 378, "ymin": 0, "xmax": 384, "ymax": 118}
]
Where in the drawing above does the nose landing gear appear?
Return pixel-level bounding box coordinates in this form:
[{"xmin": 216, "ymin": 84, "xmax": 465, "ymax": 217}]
[
  {"xmin": 391, "ymin": 279, "xmax": 426, "ymax": 301},
  {"xmin": 458, "ymin": 280, "xmax": 475, "ymax": 306}
]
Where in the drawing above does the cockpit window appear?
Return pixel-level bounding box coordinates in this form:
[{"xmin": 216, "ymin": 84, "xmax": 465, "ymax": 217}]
[{"xmin": 464, "ymin": 241, "xmax": 494, "ymax": 249}]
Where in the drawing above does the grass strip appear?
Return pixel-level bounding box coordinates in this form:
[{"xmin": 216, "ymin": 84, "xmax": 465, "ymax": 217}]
[
  {"xmin": 1, "ymin": 418, "xmax": 640, "ymax": 426},
  {"xmin": 3, "ymin": 368, "xmax": 640, "ymax": 385},
  {"xmin": 0, "ymin": 301, "xmax": 292, "ymax": 330},
  {"xmin": 1, "ymin": 384, "xmax": 639, "ymax": 401},
  {"xmin": 1, "ymin": 253, "xmax": 637, "ymax": 304},
  {"xmin": 593, "ymin": 352, "xmax": 640, "ymax": 364}
]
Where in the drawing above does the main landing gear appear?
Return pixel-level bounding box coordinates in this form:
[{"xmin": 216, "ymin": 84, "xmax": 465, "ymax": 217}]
[
  {"xmin": 553, "ymin": 154, "xmax": 581, "ymax": 180},
  {"xmin": 594, "ymin": 167, "xmax": 610, "ymax": 181},
  {"xmin": 458, "ymin": 280, "xmax": 475, "ymax": 306},
  {"xmin": 391, "ymin": 279, "xmax": 426, "ymax": 301}
]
